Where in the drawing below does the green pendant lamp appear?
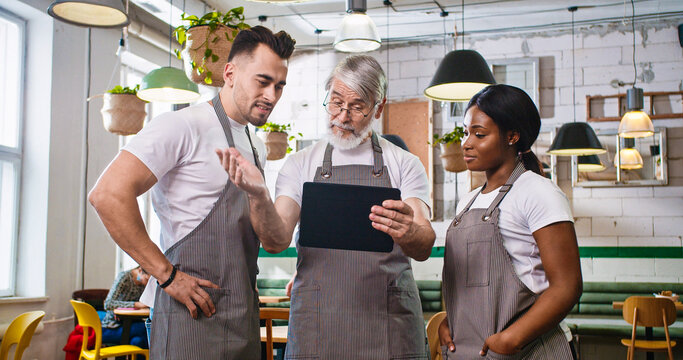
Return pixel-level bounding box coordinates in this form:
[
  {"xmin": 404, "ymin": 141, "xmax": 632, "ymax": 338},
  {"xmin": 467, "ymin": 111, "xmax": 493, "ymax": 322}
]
[
  {"xmin": 48, "ymin": 0, "xmax": 129, "ymax": 28},
  {"xmin": 424, "ymin": 0, "xmax": 495, "ymax": 102},
  {"xmin": 577, "ymin": 155, "xmax": 605, "ymax": 172},
  {"xmin": 137, "ymin": 0, "xmax": 199, "ymax": 104},
  {"xmin": 618, "ymin": 0, "xmax": 654, "ymax": 138},
  {"xmin": 547, "ymin": 7, "xmax": 605, "ymax": 156}
]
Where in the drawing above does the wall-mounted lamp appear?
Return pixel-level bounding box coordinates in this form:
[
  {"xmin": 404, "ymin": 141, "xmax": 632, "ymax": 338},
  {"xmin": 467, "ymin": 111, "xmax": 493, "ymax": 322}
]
[
  {"xmin": 48, "ymin": 0, "xmax": 129, "ymax": 28},
  {"xmin": 334, "ymin": 0, "xmax": 381, "ymax": 53}
]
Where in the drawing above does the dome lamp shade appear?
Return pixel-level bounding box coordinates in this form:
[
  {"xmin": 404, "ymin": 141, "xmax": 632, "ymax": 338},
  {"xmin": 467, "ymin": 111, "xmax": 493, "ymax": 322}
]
[
  {"xmin": 334, "ymin": 12, "xmax": 381, "ymax": 53},
  {"xmin": 424, "ymin": 50, "xmax": 496, "ymax": 102},
  {"xmin": 547, "ymin": 122, "xmax": 606, "ymax": 156},
  {"xmin": 577, "ymin": 155, "xmax": 606, "ymax": 172},
  {"xmin": 138, "ymin": 67, "xmax": 200, "ymax": 104},
  {"xmin": 615, "ymin": 148, "xmax": 644, "ymax": 170},
  {"xmin": 619, "ymin": 87, "xmax": 654, "ymax": 138},
  {"xmin": 47, "ymin": 0, "xmax": 129, "ymax": 28}
]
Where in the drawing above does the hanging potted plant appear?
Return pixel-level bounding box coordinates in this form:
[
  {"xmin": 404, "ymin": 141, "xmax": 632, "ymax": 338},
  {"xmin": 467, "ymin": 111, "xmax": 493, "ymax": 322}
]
[
  {"xmin": 100, "ymin": 85, "xmax": 147, "ymax": 135},
  {"xmin": 174, "ymin": 8, "xmax": 250, "ymax": 87},
  {"xmin": 257, "ymin": 123, "xmax": 302, "ymax": 161},
  {"xmin": 433, "ymin": 126, "xmax": 467, "ymax": 173}
]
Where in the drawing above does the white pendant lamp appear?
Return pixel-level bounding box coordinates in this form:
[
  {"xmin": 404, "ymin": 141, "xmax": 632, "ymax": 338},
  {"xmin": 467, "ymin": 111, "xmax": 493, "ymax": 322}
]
[
  {"xmin": 138, "ymin": 0, "xmax": 200, "ymax": 104},
  {"xmin": 47, "ymin": 0, "xmax": 129, "ymax": 28},
  {"xmin": 334, "ymin": 0, "xmax": 381, "ymax": 53},
  {"xmin": 618, "ymin": 0, "xmax": 654, "ymax": 138}
]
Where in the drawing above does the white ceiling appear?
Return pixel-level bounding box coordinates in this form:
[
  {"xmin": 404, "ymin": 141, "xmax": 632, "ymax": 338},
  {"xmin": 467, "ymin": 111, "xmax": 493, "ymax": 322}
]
[{"xmin": 135, "ymin": 0, "xmax": 683, "ymax": 48}]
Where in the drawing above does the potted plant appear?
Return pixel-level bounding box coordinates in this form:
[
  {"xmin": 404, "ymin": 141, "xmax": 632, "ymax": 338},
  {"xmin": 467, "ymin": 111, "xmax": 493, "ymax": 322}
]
[
  {"xmin": 100, "ymin": 85, "xmax": 147, "ymax": 135},
  {"xmin": 257, "ymin": 123, "xmax": 302, "ymax": 161},
  {"xmin": 432, "ymin": 126, "xmax": 467, "ymax": 173},
  {"xmin": 174, "ymin": 8, "xmax": 250, "ymax": 87}
]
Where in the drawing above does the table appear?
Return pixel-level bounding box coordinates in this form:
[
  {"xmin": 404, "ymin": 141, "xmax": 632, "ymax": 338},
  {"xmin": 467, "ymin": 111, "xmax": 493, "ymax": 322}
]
[
  {"xmin": 260, "ymin": 325, "xmax": 288, "ymax": 343},
  {"xmin": 612, "ymin": 300, "xmax": 682, "ymax": 360},
  {"xmin": 259, "ymin": 296, "xmax": 290, "ymax": 304},
  {"xmin": 113, "ymin": 308, "xmax": 150, "ymax": 346}
]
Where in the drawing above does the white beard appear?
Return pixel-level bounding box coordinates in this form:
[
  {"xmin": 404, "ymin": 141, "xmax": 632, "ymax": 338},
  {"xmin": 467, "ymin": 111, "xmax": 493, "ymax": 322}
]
[{"xmin": 326, "ymin": 118, "xmax": 374, "ymax": 150}]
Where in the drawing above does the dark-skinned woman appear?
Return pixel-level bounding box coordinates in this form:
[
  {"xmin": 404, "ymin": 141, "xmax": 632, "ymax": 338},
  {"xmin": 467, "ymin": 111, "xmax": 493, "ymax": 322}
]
[{"xmin": 439, "ymin": 84, "xmax": 582, "ymax": 359}]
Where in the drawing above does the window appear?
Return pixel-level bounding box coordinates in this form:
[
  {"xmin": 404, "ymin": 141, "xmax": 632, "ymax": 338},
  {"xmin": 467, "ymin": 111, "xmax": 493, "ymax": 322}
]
[{"xmin": 0, "ymin": 9, "xmax": 25, "ymax": 297}]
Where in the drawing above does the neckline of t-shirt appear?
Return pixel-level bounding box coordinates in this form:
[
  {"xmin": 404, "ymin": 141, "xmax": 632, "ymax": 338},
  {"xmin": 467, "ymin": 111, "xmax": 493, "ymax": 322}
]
[
  {"xmin": 478, "ymin": 171, "xmax": 534, "ymax": 196},
  {"xmin": 203, "ymin": 102, "xmax": 248, "ymax": 131}
]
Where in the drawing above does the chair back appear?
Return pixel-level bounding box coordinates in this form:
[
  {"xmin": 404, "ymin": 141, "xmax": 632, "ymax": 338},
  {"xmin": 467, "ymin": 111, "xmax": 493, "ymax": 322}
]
[
  {"xmin": 0, "ymin": 311, "xmax": 45, "ymax": 360},
  {"xmin": 622, "ymin": 296, "xmax": 677, "ymax": 327},
  {"xmin": 260, "ymin": 308, "xmax": 289, "ymax": 360},
  {"xmin": 70, "ymin": 300, "xmax": 104, "ymax": 356},
  {"xmin": 426, "ymin": 311, "xmax": 447, "ymax": 360}
]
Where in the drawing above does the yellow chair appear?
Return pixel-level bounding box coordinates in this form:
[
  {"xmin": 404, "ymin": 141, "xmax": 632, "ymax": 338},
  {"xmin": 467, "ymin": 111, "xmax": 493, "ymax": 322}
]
[
  {"xmin": 620, "ymin": 296, "xmax": 677, "ymax": 360},
  {"xmin": 0, "ymin": 311, "xmax": 45, "ymax": 360},
  {"xmin": 426, "ymin": 311, "xmax": 447, "ymax": 360},
  {"xmin": 70, "ymin": 300, "xmax": 149, "ymax": 360}
]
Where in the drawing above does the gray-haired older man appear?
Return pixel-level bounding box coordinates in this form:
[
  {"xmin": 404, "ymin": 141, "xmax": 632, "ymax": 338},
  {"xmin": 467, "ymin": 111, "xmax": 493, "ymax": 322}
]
[{"xmin": 216, "ymin": 55, "xmax": 435, "ymax": 359}]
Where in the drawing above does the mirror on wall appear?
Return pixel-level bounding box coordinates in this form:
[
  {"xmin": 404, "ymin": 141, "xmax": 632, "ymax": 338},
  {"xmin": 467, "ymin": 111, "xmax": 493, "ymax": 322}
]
[{"xmin": 571, "ymin": 128, "xmax": 667, "ymax": 187}]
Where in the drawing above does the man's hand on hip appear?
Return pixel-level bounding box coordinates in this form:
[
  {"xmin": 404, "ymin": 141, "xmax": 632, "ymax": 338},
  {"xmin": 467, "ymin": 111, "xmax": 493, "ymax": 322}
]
[{"xmin": 162, "ymin": 270, "xmax": 219, "ymax": 319}]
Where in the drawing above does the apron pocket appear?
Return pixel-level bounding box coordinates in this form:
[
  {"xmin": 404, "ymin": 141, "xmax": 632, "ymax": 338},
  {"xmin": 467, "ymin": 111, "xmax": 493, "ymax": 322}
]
[
  {"xmin": 440, "ymin": 344, "xmax": 452, "ymax": 359},
  {"xmin": 485, "ymin": 336, "xmax": 540, "ymax": 360},
  {"xmin": 161, "ymin": 288, "xmax": 231, "ymax": 359},
  {"xmin": 466, "ymin": 240, "xmax": 491, "ymax": 287},
  {"xmin": 387, "ymin": 286, "xmax": 428, "ymax": 359},
  {"xmin": 286, "ymin": 285, "xmax": 320, "ymax": 359}
]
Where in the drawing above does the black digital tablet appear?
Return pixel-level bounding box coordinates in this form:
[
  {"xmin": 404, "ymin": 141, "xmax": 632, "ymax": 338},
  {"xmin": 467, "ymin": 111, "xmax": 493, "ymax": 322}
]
[{"xmin": 299, "ymin": 182, "xmax": 400, "ymax": 253}]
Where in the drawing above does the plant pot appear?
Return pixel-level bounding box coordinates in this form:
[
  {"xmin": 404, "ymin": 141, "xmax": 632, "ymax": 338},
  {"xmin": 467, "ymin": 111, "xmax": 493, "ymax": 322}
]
[
  {"xmin": 440, "ymin": 142, "xmax": 467, "ymax": 173},
  {"xmin": 182, "ymin": 24, "xmax": 236, "ymax": 87},
  {"xmin": 100, "ymin": 94, "xmax": 147, "ymax": 135},
  {"xmin": 258, "ymin": 131, "xmax": 288, "ymax": 160}
]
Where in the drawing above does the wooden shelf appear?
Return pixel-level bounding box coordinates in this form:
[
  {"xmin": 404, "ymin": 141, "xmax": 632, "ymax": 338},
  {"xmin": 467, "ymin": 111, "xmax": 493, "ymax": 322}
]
[{"xmin": 586, "ymin": 90, "xmax": 683, "ymax": 122}]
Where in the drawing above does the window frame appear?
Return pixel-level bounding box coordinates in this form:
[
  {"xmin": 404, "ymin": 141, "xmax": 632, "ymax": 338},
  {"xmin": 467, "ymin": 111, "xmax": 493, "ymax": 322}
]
[{"xmin": 0, "ymin": 7, "xmax": 26, "ymax": 297}]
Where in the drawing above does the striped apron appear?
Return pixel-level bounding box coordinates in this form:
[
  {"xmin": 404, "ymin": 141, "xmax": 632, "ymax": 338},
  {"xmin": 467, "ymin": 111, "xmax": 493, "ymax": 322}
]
[
  {"xmin": 285, "ymin": 132, "xmax": 427, "ymax": 360},
  {"xmin": 150, "ymin": 94, "xmax": 262, "ymax": 360},
  {"xmin": 442, "ymin": 162, "xmax": 572, "ymax": 360}
]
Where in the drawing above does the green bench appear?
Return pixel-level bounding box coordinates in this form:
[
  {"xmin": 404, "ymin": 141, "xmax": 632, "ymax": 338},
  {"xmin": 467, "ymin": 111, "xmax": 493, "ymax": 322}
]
[
  {"xmin": 564, "ymin": 282, "xmax": 683, "ymax": 339},
  {"xmin": 256, "ymin": 278, "xmax": 444, "ymax": 324}
]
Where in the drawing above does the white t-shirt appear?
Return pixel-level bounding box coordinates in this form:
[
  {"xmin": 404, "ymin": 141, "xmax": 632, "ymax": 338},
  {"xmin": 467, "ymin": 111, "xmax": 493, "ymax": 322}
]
[
  {"xmin": 455, "ymin": 171, "xmax": 573, "ymax": 294},
  {"xmin": 275, "ymin": 136, "xmax": 430, "ymax": 213},
  {"xmin": 122, "ymin": 101, "xmax": 266, "ymax": 307}
]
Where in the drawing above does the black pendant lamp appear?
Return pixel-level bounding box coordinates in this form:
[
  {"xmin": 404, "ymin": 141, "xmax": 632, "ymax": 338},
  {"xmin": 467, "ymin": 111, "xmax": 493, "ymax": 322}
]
[
  {"xmin": 577, "ymin": 155, "xmax": 606, "ymax": 172},
  {"xmin": 547, "ymin": 7, "xmax": 605, "ymax": 156},
  {"xmin": 423, "ymin": 0, "xmax": 495, "ymax": 102}
]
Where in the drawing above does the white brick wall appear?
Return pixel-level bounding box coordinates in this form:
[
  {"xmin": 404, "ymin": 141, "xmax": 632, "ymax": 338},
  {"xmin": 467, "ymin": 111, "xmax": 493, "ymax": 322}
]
[{"xmin": 259, "ymin": 20, "xmax": 683, "ymax": 284}]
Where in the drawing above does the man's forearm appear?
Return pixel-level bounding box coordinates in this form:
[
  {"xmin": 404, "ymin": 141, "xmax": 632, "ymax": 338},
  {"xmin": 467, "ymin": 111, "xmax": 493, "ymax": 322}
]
[{"xmin": 247, "ymin": 191, "xmax": 291, "ymax": 253}]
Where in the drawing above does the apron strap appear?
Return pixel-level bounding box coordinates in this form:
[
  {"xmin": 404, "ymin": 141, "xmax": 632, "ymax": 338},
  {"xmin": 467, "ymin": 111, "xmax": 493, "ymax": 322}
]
[
  {"xmin": 211, "ymin": 93, "xmax": 263, "ymax": 174},
  {"xmin": 482, "ymin": 162, "xmax": 527, "ymax": 219},
  {"xmin": 320, "ymin": 131, "xmax": 384, "ymax": 178},
  {"xmin": 454, "ymin": 187, "xmax": 481, "ymax": 223}
]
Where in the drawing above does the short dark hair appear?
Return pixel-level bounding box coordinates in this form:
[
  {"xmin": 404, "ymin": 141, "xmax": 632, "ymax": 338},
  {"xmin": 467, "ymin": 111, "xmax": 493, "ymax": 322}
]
[
  {"xmin": 466, "ymin": 84, "xmax": 544, "ymax": 176},
  {"xmin": 227, "ymin": 25, "xmax": 296, "ymax": 62}
]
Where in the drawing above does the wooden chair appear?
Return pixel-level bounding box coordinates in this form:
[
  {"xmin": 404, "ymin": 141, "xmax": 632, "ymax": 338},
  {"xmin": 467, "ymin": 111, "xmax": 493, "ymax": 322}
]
[
  {"xmin": 259, "ymin": 307, "xmax": 289, "ymax": 360},
  {"xmin": 620, "ymin": 296, "xmax": 677, "ymax": 360},
  {"xmin": 0, "ymin": 311, "xmax": 45, "ymax": 360},
  {"xmin": 426, "ymin": 311, "xmax": 447, "ymax": 360},
  {"xmin": 70, "ymin": 300, "xmax": 149, "ymax": 360}
]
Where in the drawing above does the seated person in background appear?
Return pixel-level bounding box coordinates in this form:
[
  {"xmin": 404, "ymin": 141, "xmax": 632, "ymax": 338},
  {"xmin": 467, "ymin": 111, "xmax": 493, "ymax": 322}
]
[{"xmin": 101, "ymin": 266, "xmax": 150, "ymax": 348}]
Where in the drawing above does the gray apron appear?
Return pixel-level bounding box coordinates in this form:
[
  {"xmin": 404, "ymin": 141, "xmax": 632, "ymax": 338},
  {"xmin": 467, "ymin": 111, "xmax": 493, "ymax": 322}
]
[
  {"xmin": 150, "ymin": 94, "xmax": 263, "ymax": 360},
  {"xmin": 442, "ymin": 162, "xmax": 572, "ymax": 360},
  {"xmin": 285, "ymin": 132, "xmax": 427, "ymax": 360}
]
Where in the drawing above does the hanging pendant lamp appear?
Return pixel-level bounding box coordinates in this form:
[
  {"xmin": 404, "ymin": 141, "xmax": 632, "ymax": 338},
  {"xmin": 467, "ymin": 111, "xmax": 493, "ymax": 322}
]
[
  {"xmin": 334, "ymin": 0, "xmax": 381, "ymax": 53},
  {"xmin": 547, "ymin": 7, "xmax": 604, "ymax": 156},
  {"xmin": 48, "ymin": 0, "xmax": 129, "ymax": 28},
  {"xmin": 618, "ymin": 0, "xmax": 654, "ymax": 138},
  {"xmin": 424, "ymin": 0, "xmax": 495, "ymax": 102},
  {"xmin": 137, "ymin": 0, "xmax": 200, "ymax": 104},
  {"xmin": 577, "ymin": 155, "xmax": 606, "ymax": 172}
]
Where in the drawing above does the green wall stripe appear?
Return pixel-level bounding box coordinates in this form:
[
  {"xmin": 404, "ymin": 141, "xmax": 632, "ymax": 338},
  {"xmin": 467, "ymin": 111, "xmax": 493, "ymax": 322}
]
[{"xmin": 258, "ymin": 246, "xmax": 683, "ymax": 258}]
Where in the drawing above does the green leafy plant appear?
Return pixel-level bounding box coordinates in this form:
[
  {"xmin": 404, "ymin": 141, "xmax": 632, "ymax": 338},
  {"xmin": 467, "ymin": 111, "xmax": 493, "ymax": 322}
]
[
  {"xmin": 107, "ymin": 84, "xmax": 140, "ymax": 95},
  {"xmin": 258, "ymin": 122, "xmax": 303, "ymax": 154},
  {"xmin": 431, "ymin": 126, "xmax": 465, "ymax": 146},
  {"xmin": 173, "ymin": 7, "xmax": 250, "ymax": 85}
]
